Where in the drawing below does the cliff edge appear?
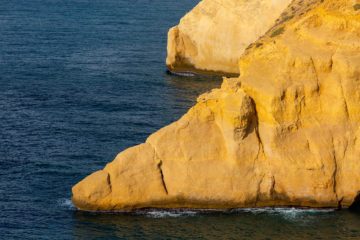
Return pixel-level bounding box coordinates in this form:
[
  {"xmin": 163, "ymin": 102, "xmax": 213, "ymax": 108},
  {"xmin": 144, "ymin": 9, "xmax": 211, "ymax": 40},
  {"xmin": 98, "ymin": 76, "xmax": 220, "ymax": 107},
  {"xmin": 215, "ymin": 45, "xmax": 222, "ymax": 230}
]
[
  {"xmin": 72, "ymin": 0, "xmax": 360, "ymax": 211},
  {"xmin": 166, "ymin": 0, "xmax": 293, "ymax": 75}
]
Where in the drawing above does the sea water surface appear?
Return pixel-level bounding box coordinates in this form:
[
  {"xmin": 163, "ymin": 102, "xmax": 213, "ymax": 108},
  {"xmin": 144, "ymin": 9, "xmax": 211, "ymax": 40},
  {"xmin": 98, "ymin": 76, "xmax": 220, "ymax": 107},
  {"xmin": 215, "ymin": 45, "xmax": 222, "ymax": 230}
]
[{"xmin": 1, "ymin": 0, "xmax": 360, "ymax": 239}]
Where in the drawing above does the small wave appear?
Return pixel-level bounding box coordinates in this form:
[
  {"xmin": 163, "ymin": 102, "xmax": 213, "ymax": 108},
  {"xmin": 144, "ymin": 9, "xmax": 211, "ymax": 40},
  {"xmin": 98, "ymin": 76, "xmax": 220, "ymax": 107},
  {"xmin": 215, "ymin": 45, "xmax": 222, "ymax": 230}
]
[
  {"xmin": 57, "ymin": 202, "xmax": 335, "ymax": 219},
  {"xmin": 233, "ymin": 207, "xmax": 335, "ymax": 220},
  {"xmin": 57, "ymin": 198, "xmax": 75, "ymax": 210},
  {"xmin": 137, "ymin": 210, "xmax": 198, "ymax": 218},
  {"xmin": 236, "ymin": 207, "xmax": 335, "ymax": 214},
  {"xmin": 137, "ymin": 207, "xmax": 335, "ymax": 219}
]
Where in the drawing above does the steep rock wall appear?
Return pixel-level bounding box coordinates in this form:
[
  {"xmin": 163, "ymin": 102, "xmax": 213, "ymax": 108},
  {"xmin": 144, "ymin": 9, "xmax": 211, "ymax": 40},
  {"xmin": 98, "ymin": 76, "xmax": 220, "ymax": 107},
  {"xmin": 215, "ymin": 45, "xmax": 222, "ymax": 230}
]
[
  {"xmin": 73, "ymin": 0, "xmax": 360, "ymax": 211},
  {"xmin": 166, "ymin": 0, "xmax": 293, "ymax": 75}
]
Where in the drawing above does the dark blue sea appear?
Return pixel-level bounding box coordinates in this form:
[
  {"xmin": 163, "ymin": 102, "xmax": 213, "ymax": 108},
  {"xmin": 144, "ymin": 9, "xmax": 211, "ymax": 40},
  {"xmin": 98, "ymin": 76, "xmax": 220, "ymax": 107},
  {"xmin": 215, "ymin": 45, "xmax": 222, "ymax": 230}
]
[{"xmin": 1, "ymin": 0, "xmax": 360, "ymax": 239}]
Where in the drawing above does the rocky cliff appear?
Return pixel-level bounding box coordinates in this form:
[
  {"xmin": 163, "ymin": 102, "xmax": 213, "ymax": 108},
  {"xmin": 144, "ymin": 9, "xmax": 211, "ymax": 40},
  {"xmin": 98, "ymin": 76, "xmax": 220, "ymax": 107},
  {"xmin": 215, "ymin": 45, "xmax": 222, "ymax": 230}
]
[
  {"xmin": 166, "ymin": 0, "xmax": 293, "ymax": 75},
  {"xmin": 72, "ymin": 0, "xmax": 360, "ymax": 211}
]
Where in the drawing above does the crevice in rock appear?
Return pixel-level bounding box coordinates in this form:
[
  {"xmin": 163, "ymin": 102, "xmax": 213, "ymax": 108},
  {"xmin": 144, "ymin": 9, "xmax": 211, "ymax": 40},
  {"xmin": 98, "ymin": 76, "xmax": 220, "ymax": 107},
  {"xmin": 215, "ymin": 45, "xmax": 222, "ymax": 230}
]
[
  {"xmin": 349, "ymin": 192, "xmax": 360, "ymax": 212},
  {"xmin": 331, "ymin": 136, "xmax": 339, "ymax": 202},
  {"xmin": 106, "ymin": 173, "xmax": 112, "ymax": 193},
  {"xmin": 329, "ymin": 57, "xmax": 333, "ymax": 71},
  {"xmin": 310, "ymin": 57, "xmax": 321, "ymax": 93},
  {"xmin": 157, "ymin": 160, "xmax": 168, "ymax": 195},
  {"xmin": 255, "ymin": 175, "xmax": 276, "ymax": 206},
  {"xmin": 270, "ymin": 176, "xmax": 276, "ymax": 199},
  {"xmin": 337, "ymin": 197, "xmax": 344, "ymax": 210},
  {"xmin": 254, "ymin": 175, "xmax": 264, "ymax": 206},
  {"xmin": 147, "ymin": 142, "xmax": 169, "ymax": 195},
  {"xmin": 332, "ymin": 53, "xmax": 351, "ymax": 121},
  {"xmin": 342, "ymin": 140, "xmax": 349, "ymax": 161},
  {"xmin": 251, "ymin": 98, "xmax": 266, "ymax": 159},
  {"xmin": 339, "ymin": 79, "xmax": 350, "ymax": 120},
  {"xmin": 332, "ymin": 155, "xmax": 338, "ymax": 197}
]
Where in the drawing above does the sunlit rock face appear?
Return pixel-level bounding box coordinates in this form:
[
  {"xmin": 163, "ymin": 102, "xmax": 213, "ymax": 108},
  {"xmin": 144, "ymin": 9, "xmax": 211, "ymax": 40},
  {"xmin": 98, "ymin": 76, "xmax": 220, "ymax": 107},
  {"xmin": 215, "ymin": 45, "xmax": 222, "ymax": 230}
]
[
  {"xmin": 166, "ymin": 0, "xmax": 293, "ymax": 75},
  {"xmin": 72, "ymin": 0, "xmax": 360, "ymax": 211}
]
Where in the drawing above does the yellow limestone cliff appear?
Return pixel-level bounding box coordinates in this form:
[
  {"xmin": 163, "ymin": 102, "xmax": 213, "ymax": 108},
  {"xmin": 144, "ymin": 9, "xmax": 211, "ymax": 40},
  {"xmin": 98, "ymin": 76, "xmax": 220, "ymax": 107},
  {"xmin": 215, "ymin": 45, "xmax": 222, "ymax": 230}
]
[
  {"xmin": 72, "ymin": 0, "xmax": 360, "ymax": 211},
  {"xmin": 166, "ymin": 0, "xmax": 293, "ymax": 75}
]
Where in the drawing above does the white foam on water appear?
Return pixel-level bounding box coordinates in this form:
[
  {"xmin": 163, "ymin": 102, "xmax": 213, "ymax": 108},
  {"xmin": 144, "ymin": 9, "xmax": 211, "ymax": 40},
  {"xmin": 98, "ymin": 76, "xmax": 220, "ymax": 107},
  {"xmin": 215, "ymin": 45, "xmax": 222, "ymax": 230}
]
[
  {"xmin": 57, "ymin": 200, "xmax": 336, "ymax": 220},
  {"xmin": 141, "ymin": 210, "xmax": 198, "ymax": 218},
  {"xmin": 139, "ymin": 207, "xmax": 335, "ymax": 219},
  {"xmin": 234, "ymin": 207, "xmax": 335, "ymax": 220},
  {"xmin": 58, "ymin": 198, "xmax": 75, "ymax": 210},
  {"xmin": 237, "ymin": 207, "xmax": 335, "ymax": 214}
]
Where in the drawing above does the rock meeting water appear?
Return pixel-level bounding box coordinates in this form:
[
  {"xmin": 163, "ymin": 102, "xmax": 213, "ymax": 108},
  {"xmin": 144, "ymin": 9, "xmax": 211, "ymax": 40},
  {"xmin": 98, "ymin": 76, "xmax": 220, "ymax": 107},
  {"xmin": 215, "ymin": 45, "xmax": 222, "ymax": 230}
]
[{"xmin": 1, "ymin": 0, "xmax": 360, "ymax": 239}]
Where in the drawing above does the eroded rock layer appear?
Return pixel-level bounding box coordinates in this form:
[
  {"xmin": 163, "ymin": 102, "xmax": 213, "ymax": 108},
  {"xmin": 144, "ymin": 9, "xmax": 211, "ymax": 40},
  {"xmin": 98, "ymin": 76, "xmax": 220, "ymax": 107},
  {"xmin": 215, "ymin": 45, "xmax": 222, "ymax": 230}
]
[
  {"xmin": 73, "ymin": 0, "xmax": 360, "ymax": 211},
  {"xmin": 166, "ymin": 0, "xmax": 293, "ymax": 75}
]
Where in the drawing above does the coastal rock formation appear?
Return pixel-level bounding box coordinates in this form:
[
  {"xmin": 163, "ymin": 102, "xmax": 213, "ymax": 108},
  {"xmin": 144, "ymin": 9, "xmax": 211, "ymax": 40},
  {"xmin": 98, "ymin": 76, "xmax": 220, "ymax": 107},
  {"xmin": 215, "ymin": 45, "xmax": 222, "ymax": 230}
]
[
  {"xmin": 166, "ymin": 0, "xmax": 293, "ymax": 75},
  {"xmin": 72, "ymin": 0, "xmax": 360, "ymax": 211}
]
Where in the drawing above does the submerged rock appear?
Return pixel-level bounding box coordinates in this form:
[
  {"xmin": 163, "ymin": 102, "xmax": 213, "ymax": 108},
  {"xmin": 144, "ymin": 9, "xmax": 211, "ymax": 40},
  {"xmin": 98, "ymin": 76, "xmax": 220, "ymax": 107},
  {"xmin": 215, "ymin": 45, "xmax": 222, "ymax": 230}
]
[{"xmin": 72, "ymin": 0, "xmax": 360, "ymax": 211}]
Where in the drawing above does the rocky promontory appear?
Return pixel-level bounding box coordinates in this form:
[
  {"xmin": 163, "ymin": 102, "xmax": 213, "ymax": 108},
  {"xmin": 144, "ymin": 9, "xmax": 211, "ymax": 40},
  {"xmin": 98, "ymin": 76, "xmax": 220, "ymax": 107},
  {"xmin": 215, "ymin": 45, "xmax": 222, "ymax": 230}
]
[
  {"xmin": 72, "ymin": 0, "xmax": 360, "ymax": 211},
  {"xmin": 166, "ymin": 0, "xmax": 293, "ymax": 75}
]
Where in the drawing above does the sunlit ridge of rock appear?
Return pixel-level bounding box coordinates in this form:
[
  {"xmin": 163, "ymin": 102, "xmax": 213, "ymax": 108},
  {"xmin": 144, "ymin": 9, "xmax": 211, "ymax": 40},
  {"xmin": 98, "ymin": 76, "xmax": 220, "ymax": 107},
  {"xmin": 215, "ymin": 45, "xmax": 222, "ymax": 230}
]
[{"xmin": 72, "ymin": 0, "xmax": 360, "ymax": 211}]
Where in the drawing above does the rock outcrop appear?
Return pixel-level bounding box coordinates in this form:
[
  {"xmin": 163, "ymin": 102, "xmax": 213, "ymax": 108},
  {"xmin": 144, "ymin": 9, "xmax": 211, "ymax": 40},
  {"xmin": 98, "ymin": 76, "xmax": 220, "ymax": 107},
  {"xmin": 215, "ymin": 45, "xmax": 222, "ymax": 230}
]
[
  {"xmin": 72, "ymin": 0, "xmax": 360, "ymax": 211},
  {"xmin": 166, "ymin": 0, "xmax": 293, "ymax": 75}
]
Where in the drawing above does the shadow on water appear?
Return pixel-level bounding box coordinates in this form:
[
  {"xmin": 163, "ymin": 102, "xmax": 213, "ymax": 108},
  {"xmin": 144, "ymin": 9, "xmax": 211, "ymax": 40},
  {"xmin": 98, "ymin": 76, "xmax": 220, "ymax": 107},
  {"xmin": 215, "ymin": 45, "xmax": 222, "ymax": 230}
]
[
  {"xmin": 71, "ymin": 208, "xmax": 360, "ymax": 240},
  {"xmin": 165, "ymin": 72, "xmax": 223, "ymax": 92},
  {"xmin": 164, "ymin": 72, "xmax": 223, "ymax": 107}
]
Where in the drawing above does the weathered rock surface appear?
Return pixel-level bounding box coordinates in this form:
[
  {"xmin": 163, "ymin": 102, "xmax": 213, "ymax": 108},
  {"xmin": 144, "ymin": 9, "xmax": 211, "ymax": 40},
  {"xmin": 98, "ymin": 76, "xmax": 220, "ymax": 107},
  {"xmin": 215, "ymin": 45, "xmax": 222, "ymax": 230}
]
[
  {"xmin": 72, "ymin": 0, "xmax": 360, "ymax": 211},
  {"xmin": 166, "ymin": 0, "xmax": 293, "ymax": 75}
]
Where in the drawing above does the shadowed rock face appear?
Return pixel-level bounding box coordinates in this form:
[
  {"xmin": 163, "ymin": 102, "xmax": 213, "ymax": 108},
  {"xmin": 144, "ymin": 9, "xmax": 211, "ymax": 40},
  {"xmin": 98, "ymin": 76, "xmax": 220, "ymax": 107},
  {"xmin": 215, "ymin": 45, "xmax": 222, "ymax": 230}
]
[
  {"xmin": 72, "ymin": 0, "xmax": 360, "ymax": 211},
  {"xmin": 349, "ymin": 192, "xmax": 360, "ymax": 212},
  {"xmin": 166, "ymin": 0, "xmax": 293, "ymax": 75}
]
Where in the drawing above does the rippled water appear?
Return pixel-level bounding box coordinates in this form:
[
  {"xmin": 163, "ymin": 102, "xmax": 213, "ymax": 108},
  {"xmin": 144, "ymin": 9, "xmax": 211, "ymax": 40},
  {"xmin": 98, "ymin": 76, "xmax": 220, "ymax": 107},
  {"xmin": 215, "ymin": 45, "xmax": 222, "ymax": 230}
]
[{"xmin": 1, "ymin": 0, "xmax": 360, "ymax": 239}]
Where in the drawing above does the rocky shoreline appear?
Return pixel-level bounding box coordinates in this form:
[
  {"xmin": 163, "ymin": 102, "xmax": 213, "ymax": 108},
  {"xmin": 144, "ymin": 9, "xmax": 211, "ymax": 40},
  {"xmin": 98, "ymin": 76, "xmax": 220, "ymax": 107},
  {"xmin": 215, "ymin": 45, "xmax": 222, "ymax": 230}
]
[{"xmin": 72, "ymin": 0, "xmax": 360, "ymax": 211}]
